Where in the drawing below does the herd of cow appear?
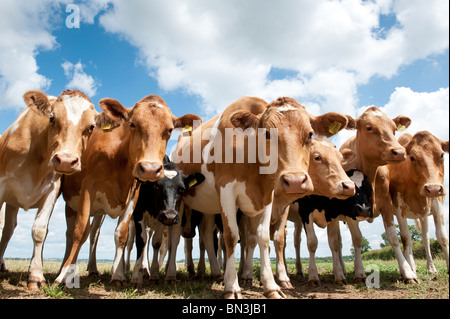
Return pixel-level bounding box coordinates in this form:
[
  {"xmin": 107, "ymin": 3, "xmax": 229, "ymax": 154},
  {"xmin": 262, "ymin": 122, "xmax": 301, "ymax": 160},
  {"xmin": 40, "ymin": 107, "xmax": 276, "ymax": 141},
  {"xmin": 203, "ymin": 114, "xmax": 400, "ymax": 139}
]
[{"xmin": 0, "ymin": 89, "xmax": 447, "ymax": 299}]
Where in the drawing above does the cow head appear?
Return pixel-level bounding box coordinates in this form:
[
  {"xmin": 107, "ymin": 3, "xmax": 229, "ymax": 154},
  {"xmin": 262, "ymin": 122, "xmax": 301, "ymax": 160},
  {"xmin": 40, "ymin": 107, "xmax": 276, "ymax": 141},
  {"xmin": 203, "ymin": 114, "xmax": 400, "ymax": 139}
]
[
  {"xmin": 346, "ymin": 169, "xmax": 373, "ymax": 220},
  {"xmin": 149, "ymin": 160, "xmax": 205, "ymax": 226},
  {"xmin": 230, "ymin": 97, "xmax": 350, "ymax": 199},
  {"xmin": 347, "ymin": 106, "xmax": 411, "ymax": 166},
  {"xmin": 308, "ymin": 138, "xmax": 356, "ymax": 199},
  {"xmin": 98, "ymin": 95, "xmax": 202, "ymax": 182},
  {"xmin": 399, "ymin": 131, "xmax": 448, "ymax": 197},
  {"xmin": 23, "ymin": 90, "xmax": 98, "ymax": 175}
]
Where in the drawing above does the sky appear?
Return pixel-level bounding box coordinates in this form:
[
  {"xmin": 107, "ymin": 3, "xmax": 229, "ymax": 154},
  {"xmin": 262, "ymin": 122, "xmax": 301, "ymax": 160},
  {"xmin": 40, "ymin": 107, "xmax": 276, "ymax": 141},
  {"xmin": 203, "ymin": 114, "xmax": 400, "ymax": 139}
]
[{"xmin": 0, "ymin": 0, "xmax": 448, "ymax": 263}]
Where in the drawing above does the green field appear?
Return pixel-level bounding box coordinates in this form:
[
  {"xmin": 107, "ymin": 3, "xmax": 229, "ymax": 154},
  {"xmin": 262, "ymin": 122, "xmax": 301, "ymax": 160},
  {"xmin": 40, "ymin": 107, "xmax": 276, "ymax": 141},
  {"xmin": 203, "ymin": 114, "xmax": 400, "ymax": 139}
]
[{"xmin": 0, "ymin": 258, "xmax": 448, "ymax": 299}]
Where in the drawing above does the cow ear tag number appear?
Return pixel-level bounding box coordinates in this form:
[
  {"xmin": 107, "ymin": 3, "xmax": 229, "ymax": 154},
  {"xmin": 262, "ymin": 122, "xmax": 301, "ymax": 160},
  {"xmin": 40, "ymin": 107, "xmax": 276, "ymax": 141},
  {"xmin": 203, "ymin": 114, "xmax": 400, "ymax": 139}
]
[
  {"xmin": 397, "ymin": 124, "xmax": 406, "ymax": 131},
  {"xmin": 329, "ymin": 121, "xmax": 342, "ymax": 136},
  {"xmin": 182, "ymin": 125, "xmax": 193, "ymax": 136}
]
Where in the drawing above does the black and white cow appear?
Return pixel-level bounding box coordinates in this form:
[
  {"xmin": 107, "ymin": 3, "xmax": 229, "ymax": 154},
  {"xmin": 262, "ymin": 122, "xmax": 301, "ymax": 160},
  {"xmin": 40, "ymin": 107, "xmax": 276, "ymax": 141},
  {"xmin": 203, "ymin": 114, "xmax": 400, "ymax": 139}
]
[
  {"xmin": 288, "ymin": 169, "xmax": 373, "ymax": 285},
  {"xmin": 131, "ymin": 156, "xmax": 204, "ymax": 287}
]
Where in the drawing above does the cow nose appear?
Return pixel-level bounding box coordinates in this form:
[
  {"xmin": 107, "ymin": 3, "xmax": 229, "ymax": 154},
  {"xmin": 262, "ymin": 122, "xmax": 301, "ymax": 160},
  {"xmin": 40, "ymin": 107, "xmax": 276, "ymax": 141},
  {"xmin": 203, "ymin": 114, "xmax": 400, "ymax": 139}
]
[
  {"xmin": 423, "ymin": 184, "xmax": 445, "ymax": 197},
  {"xmin": 135, "ymin": 161, "xmax": 163, "ymax": 182},
  {"xmin": 341, "ymin": 181, "xmax": 356, "ymax": 197},
  {"xmin": 281, "ymin": 173, "xmax": 312, "ymax": 194},
  {"xmin": 355, "ymin": 204, "xmax": 373, "ymax": 218},
  {"xmin": 390, "ymin": 148, "xmax": 406, "ymax": 161},
  {"xmin": 51, "ymin": 153, "xmax": 80, "ymax": 174},
  {"xmin": 158, "ymin": 211, "xmax": 179, "ymax": 226}
]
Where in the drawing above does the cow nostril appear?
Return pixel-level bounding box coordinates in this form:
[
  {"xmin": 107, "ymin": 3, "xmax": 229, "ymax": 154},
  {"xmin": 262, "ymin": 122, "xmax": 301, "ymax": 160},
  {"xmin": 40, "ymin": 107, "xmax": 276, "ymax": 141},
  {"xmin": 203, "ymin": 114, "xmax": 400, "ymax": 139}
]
[
  {"xmin": 70, "ymin": 158, "xmax": 79, "ymax": 167},
  {"xmin": 52, "ymin": 155, "xmax": 61, "ymax": 166}
]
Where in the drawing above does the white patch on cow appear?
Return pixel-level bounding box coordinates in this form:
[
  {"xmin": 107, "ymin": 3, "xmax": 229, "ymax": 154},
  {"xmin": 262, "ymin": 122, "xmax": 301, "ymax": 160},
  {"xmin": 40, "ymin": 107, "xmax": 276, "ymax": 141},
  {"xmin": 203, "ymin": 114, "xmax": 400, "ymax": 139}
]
[
  {"xmin": 8, "ymin": 108, "xmax": 30, "ymax": 136},
  {"xmin": 349, "ymin": 171, "xmax": 364, "ymax": 188},
  {"xmin": 91, "ymin": 191, "xmax": 125, "ymax": 219},
  {"xmin": 371, "ymin": 110, "xmax": 384, "ymax": 117},
  {"xmin": 47, "ymin": 95, "xmax": 57, "ymax": 103},
  {"xmin": 61, "ymin": 95, "xmax": 92, "ymax": 125},
  {"xmin": 394, "ymin": 193, "xmax": 418, "ymax": 219},
  {"xmin": 276, "ymin": 105, "xmax": 297, "ymax": 114},
  {"xmin": 164, "ymin": 170, "xmax": 178, "ymax": 179},
  {"xmin": 319, "ymin": 139, "xmax": 333, "ymax": 148},
  {"xmin": 149, "ymin": 102, "xmax": 163, "ymax": 108}
]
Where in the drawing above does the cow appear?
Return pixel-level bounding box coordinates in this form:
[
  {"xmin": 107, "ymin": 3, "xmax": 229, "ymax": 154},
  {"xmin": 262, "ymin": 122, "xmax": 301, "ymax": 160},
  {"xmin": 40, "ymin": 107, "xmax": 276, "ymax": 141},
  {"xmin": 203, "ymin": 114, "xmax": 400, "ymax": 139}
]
[
  {"xmin": 55, "ymin": 94, "xmax": 201, "ymax": 288},
  {"xmin": 289, "ymin": 169, "xmax": 373, "ymax": 285},
  {"xmin": 173, "ymin": 96, "xmax": 350, "ymax": 299},
  {"xmin": 388, "ymin": 131, "xmax": 448, "ymax": 275},
  {"xmin": 131, "ymin": 155, "xmax": 205, "ymax": 287},
  {"xmin": 328, "ymin": 106, "xmax": 412, "ymax": 283},
  {"xmin": 0, "ymin": 90, "xmax": 98, "ymax": 289},
  {"xmin": 240, "ymin": 137, "xmax": 358, "ymax": 288}
]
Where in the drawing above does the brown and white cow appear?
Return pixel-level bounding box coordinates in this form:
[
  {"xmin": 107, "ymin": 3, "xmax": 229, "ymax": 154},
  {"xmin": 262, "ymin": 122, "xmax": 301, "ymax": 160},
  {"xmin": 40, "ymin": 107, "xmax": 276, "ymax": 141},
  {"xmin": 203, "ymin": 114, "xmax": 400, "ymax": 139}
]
[
  {"xmin": 0, "ymin": 90, "xmax": 98, "ymax": 289},
  {"xmin": 240, "ymin": 137, "xmax": 357, "ymax": 288},
  {"xmin": 55, "ymin": 94, "xmax": 201, "ymax": 287},
  {"xmin": 173, "ymin": 96, "xmax": 350, "ymax": 299},
  {"xmin": 329, "ymin": 106, "xmax": 412, "ymax": 283},
  {"xmin": 388, "ymin": 131, "xmax": 448, "ymax": 275}
]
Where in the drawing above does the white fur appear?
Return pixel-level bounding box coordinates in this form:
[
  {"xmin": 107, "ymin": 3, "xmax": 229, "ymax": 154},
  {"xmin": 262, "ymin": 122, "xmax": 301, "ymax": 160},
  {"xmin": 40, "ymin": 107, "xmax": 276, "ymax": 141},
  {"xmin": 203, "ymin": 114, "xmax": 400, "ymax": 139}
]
[
  {"xmin": 164, "ymin": 170, "xmax": 178, "ymax": 179},
  {"xmin": 350, "ymin": 171, "xmax": 364, "ymax": 188},
  {"xmin": 276, "ymin": 105, "xmax": 297, "ymax": 114},
  {"xmin": 61, "ymin": 95, "xmax": 92, "ymax": 125}
]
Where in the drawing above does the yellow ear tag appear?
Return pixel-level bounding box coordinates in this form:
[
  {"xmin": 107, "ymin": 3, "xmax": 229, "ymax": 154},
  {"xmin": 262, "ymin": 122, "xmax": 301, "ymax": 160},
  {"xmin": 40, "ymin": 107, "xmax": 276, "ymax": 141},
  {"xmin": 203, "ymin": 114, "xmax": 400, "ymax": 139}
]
[
  {"xmin": 188, "ymin": 179, "xmax": 197, "ymax": 188},
  {"xmin": 397, "ymin": 124, "xmax": 406, "ymax": 131},
  {"xmin": 101, "ymin": 123, "xmax": 112, "ymax": 131},
  {"xmin": 182, "ymin": 125, "xmax": 193, "ymax": 136},
  {"xmin": 329, "ymin": 121, "xmax": 342, "ymax": 136}
]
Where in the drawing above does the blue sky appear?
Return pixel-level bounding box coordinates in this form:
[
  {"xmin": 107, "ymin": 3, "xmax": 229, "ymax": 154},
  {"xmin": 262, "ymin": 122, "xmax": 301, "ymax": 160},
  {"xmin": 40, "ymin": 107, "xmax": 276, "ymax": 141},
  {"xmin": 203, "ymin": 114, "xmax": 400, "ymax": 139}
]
[{"xmin": 0, "ymin": 0, "xmax": 448, "ymax": 262}]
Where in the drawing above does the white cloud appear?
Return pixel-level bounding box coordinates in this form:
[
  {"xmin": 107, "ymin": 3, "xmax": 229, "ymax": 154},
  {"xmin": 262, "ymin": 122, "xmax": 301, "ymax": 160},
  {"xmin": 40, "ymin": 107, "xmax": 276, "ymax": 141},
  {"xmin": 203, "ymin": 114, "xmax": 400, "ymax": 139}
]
[
  {"xmin": 96, "ymin": 0, "xmax": 448, "ymax": 116},
  {"xmin": 62, "ymin": 61, "xmax": 98, "ymax": 97}
]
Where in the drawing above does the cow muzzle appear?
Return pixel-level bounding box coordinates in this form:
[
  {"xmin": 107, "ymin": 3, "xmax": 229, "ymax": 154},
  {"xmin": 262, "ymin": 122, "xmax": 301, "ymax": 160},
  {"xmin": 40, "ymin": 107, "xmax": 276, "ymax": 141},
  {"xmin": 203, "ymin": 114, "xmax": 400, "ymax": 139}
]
[
  {"xmin": 384, "ymin": 147, "xmax": 406, "ymax": 163},
  {"xmin": 51, "ymin": 152, "xmax": 80, "ymax": 174},
  {"xmin": 340, "ymin": 181, "xmax": 356, "ymax": 197},
  {"xmin": 421, "ymin": 183, "xmax": 445, "ymax": 197},
  {"xmin": 280, "ymin": 173, "xmax": 313, "ymax": 195},
  {"xmin": 134, "ymin": 161, "xmax": 164, "ymax": 182},
  {"xmin": 354, "ymin": 204, "xmax": 373, "ymax": 220},
  {"xmin": 158, "ymin": 210, "xmax": 179, "ymax": 226}
]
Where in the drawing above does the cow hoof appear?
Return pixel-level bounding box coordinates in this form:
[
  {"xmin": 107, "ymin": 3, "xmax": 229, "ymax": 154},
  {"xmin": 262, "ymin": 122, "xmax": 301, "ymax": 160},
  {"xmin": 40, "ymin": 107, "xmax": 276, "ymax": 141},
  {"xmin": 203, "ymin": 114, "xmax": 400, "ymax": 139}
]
[
  {"xmin": 27, "ymin": 277, "xmax": 46, "ymax": 290},
  {"xmin": 240, "ymin": 278, "xmax": 253, "ymax": 287},
  {"xmin": 264, "ymin": 289, "xmax": 286, "ymax": 299},
  {"xmin": 110, "ymin": 280, "xmax": 126, "ymax": 290},
  {"xmin": 149, "ymin": 278, "xmax": 160, "ymax": 285},
  {"xmin": 308, "ymin": 280, "xmax": 321, "ymax": 287},
  {"xmin": 88, "ymin": 271, "xmax": 100, "ymax": 278},
  {"xmin": 405, "ymin": 278, "xmax": 418, "ymax": 284},
  {"xmin": 224, "ymin": 290, "xmax": 242, "ymax": 299},
  {"xmin": 278, "ymin": 280, "xmax": 294, "ymax": 290},
  {"xmin": 133, "ymin": 282, "xmax": 143, "ymax": 290},
  {"xmin": 355, "ymin": 277, "xmax": 366, "ymax": 284},
  {"xmin": 335, "ymin": 279, "xmax": 347, "ymax": 286}
]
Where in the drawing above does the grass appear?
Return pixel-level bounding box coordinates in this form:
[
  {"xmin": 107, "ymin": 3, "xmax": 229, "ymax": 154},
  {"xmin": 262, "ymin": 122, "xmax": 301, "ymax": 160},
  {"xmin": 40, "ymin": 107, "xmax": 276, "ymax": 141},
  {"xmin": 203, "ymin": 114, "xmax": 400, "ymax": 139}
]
[{"xmin": 0, "ymin": 258, "xmax": 448, "ymax": 299}]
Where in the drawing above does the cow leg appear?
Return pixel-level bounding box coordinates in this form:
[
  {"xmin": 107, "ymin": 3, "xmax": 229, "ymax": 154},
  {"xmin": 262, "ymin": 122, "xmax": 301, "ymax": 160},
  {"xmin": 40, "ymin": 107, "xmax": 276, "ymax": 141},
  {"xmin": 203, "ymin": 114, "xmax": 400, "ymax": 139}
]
[
  {"xmin": 249, "ymin": 208, "xmax": 285, "ymax": 299},
  {"xmin": 197, "ymin": 234, "xmax": 206, "ymax": 278},
  {"xmin": 165, "ymin": 223, "xmax": 182, "ymax": 282},
  {"xmin": 293, "ymin": 221, "xmax": 304, "ymax": 277},
  {"xmin": 396, "ymin": 213, "xmax": 416, "ymax": 274},
  {"xmin": 131, "ymin": 216, "xmax": 150, "ymax": 288},
  {"xmin": 241, "ymin": 221, "xmax": 256, "ymax": 286},
  {"xmin": 346, "ymin": 218, "xmax": 366, "ymax": 282},
  {"xmin": 419, "ymin": 217, "xmax": 436, "ymax": 273},
  {"xmin": 200, "ymin": 214, "xmax": 222, "ymax": 279},
  {"xmin": 55, "ymin": 187, "xmax": 93, "ymax": 286},
  {"xmin": 28, "ymin": 183, "xmax": 59, "ymax": 289},
  {"xmin": 149, "ymin": 223, "xmax": 163, "ymax": 283},
  {"xmin": 305, "ymin": 218, "xmax": 320, "ymax": 285},
  {"xmin": 184, "ymin": 237, "xmax": 195, "ymax": 277},
  {"xmin": 272, "ymin": 210, "xmax": 292, "ymax": 289},
  {"xmin": 60, "ymin": 204, "xmax": 76, "ymax": 272},
  {"xmin": 158, "ymin": 230, "xmax": 168, "ymax": 271},
  {"xmin": 432, "ymin": 198, "xmax": 449, "ymax": 273},
  {"xmin": 0, "ymin": 204, "xmax": 19, "ymax": 273},
  {"xmin": 87, "ymin": 215, "xmax": 105, "ymax": 276},
  {"xmin": 125, "ymin": 219, "xmax": 135, "ymax": 273},
  {"xmin": 327, "ymin": 219, "xmax": 347, "ymax": 285},
  {"xmin": 237, "ymin": 217, "xmax": 247, "ymax": 277}
]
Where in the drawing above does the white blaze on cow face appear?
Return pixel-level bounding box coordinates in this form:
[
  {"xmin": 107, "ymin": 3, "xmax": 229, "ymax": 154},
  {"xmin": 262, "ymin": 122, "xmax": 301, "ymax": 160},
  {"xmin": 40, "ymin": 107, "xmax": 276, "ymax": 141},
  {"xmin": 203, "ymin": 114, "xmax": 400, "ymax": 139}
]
[
  {"xmin": 164, "ymin": 170, "xmax": 178, "ymax": 179},
  {"xmin": 61, "ymin": 94, "xmax": 93, "ymax": 125},
  {"xmin": 349, "ymin": 170, "xmax": 364, "ymax": 188}
]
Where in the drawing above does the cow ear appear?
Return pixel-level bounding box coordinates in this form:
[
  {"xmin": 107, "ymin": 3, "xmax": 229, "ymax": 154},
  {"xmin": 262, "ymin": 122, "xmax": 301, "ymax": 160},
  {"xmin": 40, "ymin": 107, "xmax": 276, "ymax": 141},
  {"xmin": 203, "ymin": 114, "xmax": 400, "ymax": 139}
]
[
  {"xmin": 184, "ymin": 173, "xmax": 205, "ymax": 189},
  {"xmin": 310, "ymin": 112, "xmax": 349, "ymax": 138},
  {"xmin": 441, "ymin": 140, "xmax": 449, "ymax": 153},
  {"xmin": 341, "ymin": 148, "xmax": 356, "ymax": 167},
  {"xmin": 344, "ymin": 115, "xmax": 356, "ymax": 130},
  {"xmin": 393, "ymin": 116, "xmax": 411, "ymax": 132},
  {"xmin": 173, "ymin": 114, "xmax": 202, "ymax": 129},
  {"xmin": 397, "ymin": 133, "xmax": 413, "ymax": 148},
  {"xmin": 230, "ymin": 111, "xmax": 260, "ymax": 130},
  {"xmin": 99, "ymin": 98, "xmax": 129, "ymax": 122},
  {"xmin": 23, "ymin": 90, "xmax": 52, "ymax": 116}
]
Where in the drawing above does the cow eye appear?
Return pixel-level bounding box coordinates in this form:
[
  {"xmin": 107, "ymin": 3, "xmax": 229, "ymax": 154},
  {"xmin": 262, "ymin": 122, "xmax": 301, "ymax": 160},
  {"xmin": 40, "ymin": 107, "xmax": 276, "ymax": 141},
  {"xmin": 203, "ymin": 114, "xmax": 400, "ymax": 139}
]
[
  {"xmin": 129, "ymin": 122, "xmax": 136, "ymax": 129},
  {"xmin": 49, "ymin": 114, "xmax": 56, "ymax": 126},
  {"xmin": 410, "ymin": 156, "xmax": 415, "ymax": 162},
  {"xmin": 89, "ymin": 124, "xmax": 95, "ymax": 132},
  {"xmin": 313, "ymin": 154, "xmax": 322, "ymax": 162},
  {"xmin": 366, "ymin": 126, "xmax": 372, "ymax": 132}
]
